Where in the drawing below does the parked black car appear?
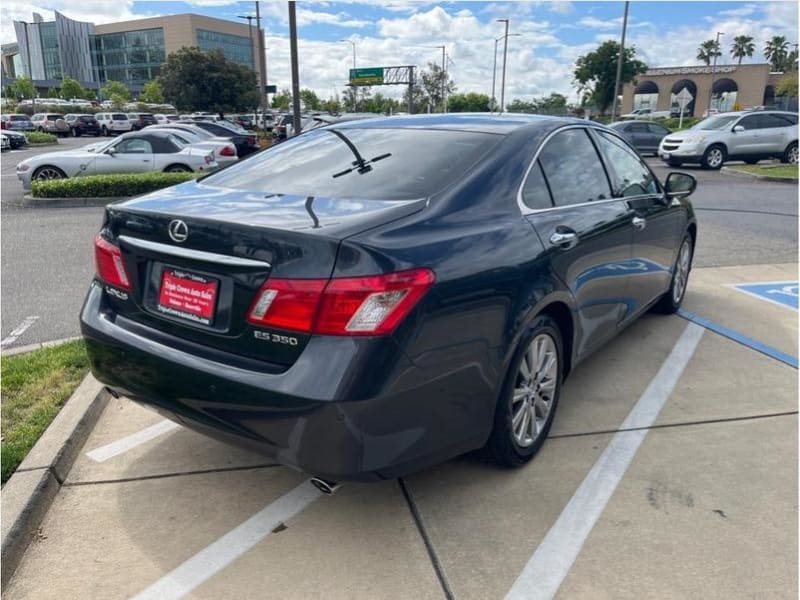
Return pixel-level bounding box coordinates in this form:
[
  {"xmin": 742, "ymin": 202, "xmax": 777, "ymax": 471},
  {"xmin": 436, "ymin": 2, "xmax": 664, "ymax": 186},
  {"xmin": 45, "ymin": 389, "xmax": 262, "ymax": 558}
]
[
  {"xmin": 65, "ymin": 114, "xmax": 101, "ymax": 137},
  {"xmin": 81, "ymin": 114, "xmax": 697, "ymax": 483},
  {"xmin": 180, "ymin": 119, "xmax": 259, "ymax": 157},
  {"xmin": 2, "ymin": 129, "xmax": 28, "ymax": 148},
  {"xmin": 127, "ymin": 113, "xmax": 158, "ymax": 130},
  {"xmin": 232, "ymin": 114, "xmax": 255, "ymax": 130},
  {"xmin": 608, "ymin": 120, "xmax": 671, "ymax": 156}
]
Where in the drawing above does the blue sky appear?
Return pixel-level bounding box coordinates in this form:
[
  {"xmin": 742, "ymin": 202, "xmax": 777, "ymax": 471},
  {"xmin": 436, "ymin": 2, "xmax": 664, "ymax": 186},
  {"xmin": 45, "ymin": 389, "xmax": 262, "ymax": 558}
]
[{"xmin": 2, "ymin": 1, "xmax": 798, "ymax": 101}]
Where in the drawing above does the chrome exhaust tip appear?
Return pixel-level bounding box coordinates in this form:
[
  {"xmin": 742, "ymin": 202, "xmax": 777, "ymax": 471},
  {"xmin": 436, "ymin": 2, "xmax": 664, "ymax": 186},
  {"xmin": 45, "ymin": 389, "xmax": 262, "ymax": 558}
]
[{"xmin": 310, "ymin": 477, "xmax": 340, "ymax": 495}]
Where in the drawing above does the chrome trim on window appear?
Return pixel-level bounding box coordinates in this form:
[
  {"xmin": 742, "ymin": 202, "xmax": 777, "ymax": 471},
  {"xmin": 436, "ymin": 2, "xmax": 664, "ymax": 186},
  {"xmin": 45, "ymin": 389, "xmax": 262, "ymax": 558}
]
[
  {"xmin": 118, "ymin": 235, "xmax": 272, "ymax": 269},
  {"xmin": 516, "ymin": 124, "xmax": 664, "ymax": 216}
]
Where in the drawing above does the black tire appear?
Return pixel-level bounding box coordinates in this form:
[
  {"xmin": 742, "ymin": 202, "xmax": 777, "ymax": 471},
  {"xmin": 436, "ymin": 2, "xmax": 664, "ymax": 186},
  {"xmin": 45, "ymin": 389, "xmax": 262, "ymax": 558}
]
[
  {"xmin": 701, "ymin": 144, "xmax": 726, "ymax": 170},
  {"xmin": 487, "ymin": 315, "xmax": 563, "ymax": 467},
  {"xmin": 71, "ymin": 128, "xmax": 77, "ymax": 137},
  {"xmin": 744, "ymin": 158, "xmax": 759, "ymax": 165},
  {"xmin": 164, "ymin": 164, "xmax": 192, "ymax": 173},
  {"xmin": 93, "ymin": 131, "xmax": 100, "ymax": 137},
  {"xmin": 667, "ymin": 159, "xmax": 683, "ymax": 167},
  {"xmin": 102, "ymin": 126, "xmax": 109, "ymax": 136},
  {"xmin": 781, "ymin": 141, "xmax": 798, "ymax": 165},
  {"xmin": 653, "ymin": 233, "xmax": 693, "ymax": 314}
]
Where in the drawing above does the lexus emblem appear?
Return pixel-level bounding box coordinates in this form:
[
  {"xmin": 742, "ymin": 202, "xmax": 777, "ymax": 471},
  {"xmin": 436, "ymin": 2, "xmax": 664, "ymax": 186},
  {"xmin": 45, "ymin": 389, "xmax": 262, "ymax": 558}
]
[{"xmin": 168, "ymin": 219, "xmax": 189, "ymax": 243}]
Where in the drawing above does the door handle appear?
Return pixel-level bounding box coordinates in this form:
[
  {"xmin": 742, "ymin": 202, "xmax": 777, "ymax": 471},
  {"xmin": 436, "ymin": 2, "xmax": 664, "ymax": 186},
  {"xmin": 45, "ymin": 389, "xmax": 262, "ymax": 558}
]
[
  {"xmin": 550, "ymin": 230, "xmax": 579, "ymax": 249},
  {"xmin": 632, "ymin": 216, "xmax": 647, "ymax": 230}
]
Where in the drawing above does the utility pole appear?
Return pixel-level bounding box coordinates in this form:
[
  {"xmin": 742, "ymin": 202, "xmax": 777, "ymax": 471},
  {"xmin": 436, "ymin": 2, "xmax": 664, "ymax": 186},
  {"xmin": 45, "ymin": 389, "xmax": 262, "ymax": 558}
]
[
  {"xmin": 498, "ymin": 19, "xmax": 509, "ymax": 113},
  {"xmin": 288, "ymin": 1, "xmax": 301, "ymax": 135},
  {"xmin": 254, "ymin": 2, "xmax": 268, "ymax": 114},
  {"xmin": 610, "ymin": 0, "xmax": 629, "ymax": 123},
  {"xmin": 491, "ymin": 37, "xmax": 499, "ymax": 108},
  {"xmin": 708, "ymin": 31, "xmax": 725, "ymax": 110},
  {"xmin": 438, "ymin": 45, "xmax": 446, "ymax": 112},
  {"xmin": 237, "ymin": 14, "xmax": 258, "ymax": 110},
  {"xmin": 339, "ymin": 40, "xmax": 357, "ymax": 111}
]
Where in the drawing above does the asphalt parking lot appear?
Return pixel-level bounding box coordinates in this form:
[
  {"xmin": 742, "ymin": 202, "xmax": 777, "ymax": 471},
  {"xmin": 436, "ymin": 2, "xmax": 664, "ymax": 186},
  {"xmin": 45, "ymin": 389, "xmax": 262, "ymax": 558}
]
[{"xmin": 2, "ymin": 133, "xmax": 798, "ymax": 599}]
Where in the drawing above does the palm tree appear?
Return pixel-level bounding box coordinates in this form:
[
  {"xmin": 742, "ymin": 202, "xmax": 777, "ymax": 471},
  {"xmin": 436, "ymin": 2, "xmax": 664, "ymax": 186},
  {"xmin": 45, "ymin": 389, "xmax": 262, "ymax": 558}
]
[
  {"xmin": 764, "ymin": 35, "xmax": 790, "ymax": 71},
  {"xmin": 697, "ymin": 39, "xmax": 722, "ymax": 66},
  {"xmin": 730, "ymin": 35, "xmax": 755, "ymax": 65}
]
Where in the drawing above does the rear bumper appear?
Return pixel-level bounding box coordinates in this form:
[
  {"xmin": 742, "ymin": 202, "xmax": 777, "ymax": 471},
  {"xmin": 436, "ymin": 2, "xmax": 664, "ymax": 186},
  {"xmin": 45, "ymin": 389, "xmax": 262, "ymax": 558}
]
[{"xmin": 80, "ymin": 282, "xmax": 490, "ymax": 481}]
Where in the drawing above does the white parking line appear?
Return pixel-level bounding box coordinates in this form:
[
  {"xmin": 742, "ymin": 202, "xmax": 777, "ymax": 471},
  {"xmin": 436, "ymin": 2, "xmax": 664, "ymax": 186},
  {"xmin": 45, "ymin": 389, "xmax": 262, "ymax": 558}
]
[
  {"xmin": 86, "ymin": 420, "xmax": 181, "ymax": 462},
  {"xmin": 1, "ymin": 316, "xmax": 40, "ymax": 347},
  {"xmin": 505, "ymin": 322, "xmax": 705, "ymax": 600},
  {"xmin": 130, "ymin": 480, "xmax": 324, "ymax": 600}
]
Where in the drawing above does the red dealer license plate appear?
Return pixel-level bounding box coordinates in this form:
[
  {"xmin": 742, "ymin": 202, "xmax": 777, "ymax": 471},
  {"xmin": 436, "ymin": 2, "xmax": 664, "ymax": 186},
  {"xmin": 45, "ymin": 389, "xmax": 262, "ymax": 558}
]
[{"xmin": 157, "ymin": 268, "xmax": 219, "ymax": 325}]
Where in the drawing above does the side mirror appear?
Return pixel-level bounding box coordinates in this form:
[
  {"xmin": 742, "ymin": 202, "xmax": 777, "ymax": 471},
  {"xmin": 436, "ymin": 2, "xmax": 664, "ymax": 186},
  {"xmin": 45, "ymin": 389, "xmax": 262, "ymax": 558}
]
[
  {"xmin": 732, "ymin": 125, "xmax": 745, "ymax": 133},
  {"xmin": 665, "ymin": 172, "xmax": 697, "ymax": 199},
  {"xmin": 105, "ymin": 147, "xmax": 116, "ymax": 156}
]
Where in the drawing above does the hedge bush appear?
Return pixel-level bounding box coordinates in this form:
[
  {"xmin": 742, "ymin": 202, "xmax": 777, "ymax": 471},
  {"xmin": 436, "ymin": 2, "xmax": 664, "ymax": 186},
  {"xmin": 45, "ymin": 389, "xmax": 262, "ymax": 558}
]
[
  {"xmin": 26, "ymin": 131, "xmax": 58, "ymax": 144},
  {"xmin": 31, "ymin": 172, "xmax": 198, "ymax": 198},
  {"xmin": 661, "ymin": 117, "xmax": 700, "ymax": 130}
]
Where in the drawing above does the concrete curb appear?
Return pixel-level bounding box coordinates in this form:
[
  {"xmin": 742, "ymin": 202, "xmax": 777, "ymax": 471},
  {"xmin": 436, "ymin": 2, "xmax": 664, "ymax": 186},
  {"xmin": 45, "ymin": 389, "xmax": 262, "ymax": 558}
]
[
  {"xmin": 20, "ymin": 195, "xmax": 129, "ymax": 208},
  {"xmin": 721, "ymin": 166, "xmax": 798, "ymax": 184},
  {"xmin": 1, "ymin": 373, "xmax": 109, "ymax": 588},
  {"xmin": 1, "ymin": 336, "xmax": 82, "ymax": 358}
]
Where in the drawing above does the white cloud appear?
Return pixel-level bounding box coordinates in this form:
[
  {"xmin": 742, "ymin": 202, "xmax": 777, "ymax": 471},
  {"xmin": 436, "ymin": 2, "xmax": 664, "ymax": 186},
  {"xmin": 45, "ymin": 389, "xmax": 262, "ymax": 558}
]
[
  {"xmin": 718, "ymin": 4, "xmax": 758, "ymax": 18},
  {"xmin": 296, "ymin": 8, "xmax": 370, "ymax": 28}
]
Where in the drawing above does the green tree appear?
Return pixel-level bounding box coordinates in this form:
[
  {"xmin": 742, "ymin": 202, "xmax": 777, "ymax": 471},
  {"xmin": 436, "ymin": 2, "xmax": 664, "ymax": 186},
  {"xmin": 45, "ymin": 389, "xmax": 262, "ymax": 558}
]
[
  {"xmin": 299, "ymin": 88, "xmax": 320, "ymax": 110},
  {"xmin": 534, "ymin": 92, "xmax": 568, "ymax": 114},
  {"xmin": 776, "ymin": 73, "xmax": 798, "ymax": 98},
  {"xmin": 730, "ymin": 35, "xmax": 755, "ymax": 65},
  {"xmin": 47, "ymin": 87, "xmax": 61, "ymax": 99},
  {"xmin": 506, "ymin": 99, "xmax": 537, "ymax": 113},
  {"xmin": 139, "ymin": 80, "xmax": 164, "ymax": 104},
  {"xmin": 271, "ymin": 88, "xmax": 292, "ymax": 110},
  {"xmin": 11, "ymin": 76, "xmax": 36, "ymax": 100},
  {"xmin": 60, "ymin": 77, "xmax": 83, "ymax": 100},
  {"xmin": 764, "ymin": 36, "xmax": 790, "ymax": 71},
  {"xmin": 362, "ymin": 92, "xmax": 400, "ymax": 114},
  {"xmin": 419, "ymin": 62, "xmax": 456, "ymax": 112},
  {"xmin": 696, "ymin": 39, "xmax": 722, "ymax": 66},
  {"xmin": 157, "ymin": 47, "xmax": 259, "ymax": 112},
  {"xmin": 102, "ymin": 80, "xmax": 131, "ymax": 102},
  {"xmin": 401, "ymin": 84, "xmax": 427, "ymax": 113},
  {"xmin": 573, "ymin": 41, "xmax": 647, "ymax": 114},
  {"xmin": 448, "ymin": 92, "xmax": 491, "ymax": 112},
  {"xmin": 110, "ymin": 93, "xmax": 127, "ymax": 109},
  {"xmin": 322, "ymin": 93, "xmax": 342, "ymax": 113}
]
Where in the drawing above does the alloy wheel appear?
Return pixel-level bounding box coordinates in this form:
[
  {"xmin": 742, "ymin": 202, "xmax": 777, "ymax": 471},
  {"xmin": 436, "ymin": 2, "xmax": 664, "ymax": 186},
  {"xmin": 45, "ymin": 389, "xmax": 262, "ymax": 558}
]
[
  {"xmin": 672, "ymin": 239, "xmax": 691, "ymax": 304},
  {"xmin": 511, "ymin": 334, "xmax": 557, "ymax": 448},
  {"xmin": 34, "ymin": 168, "xmax": 64, "ymax": 181},
  {"xmin": 707, "ymin": 148, "xmax": 723, "ymax": 168},
  {"xmin": 789, "ymin": 145, "xmax": 798, "ymax": 165}
]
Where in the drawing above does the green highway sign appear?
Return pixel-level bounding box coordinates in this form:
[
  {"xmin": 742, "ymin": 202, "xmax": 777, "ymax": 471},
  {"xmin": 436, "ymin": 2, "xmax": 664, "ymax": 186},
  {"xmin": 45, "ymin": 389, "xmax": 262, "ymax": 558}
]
[{"xmin": 349, "ymin": 67, "xmax": 384, "ymax": 85}]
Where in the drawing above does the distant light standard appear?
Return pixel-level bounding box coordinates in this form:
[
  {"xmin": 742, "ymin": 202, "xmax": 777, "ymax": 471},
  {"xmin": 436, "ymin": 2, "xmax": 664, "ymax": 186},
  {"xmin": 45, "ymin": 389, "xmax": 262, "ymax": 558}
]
[
  {"xmin": 708, "ymin": 31, "xmax": 725, "ymax": 110},
  {"xmin": 492, "ymin": 32, "xmax": 520, "ymax": 111},
  {"xmin": 339, "ymin": 40, "xmax": 356, "ymax": 110},
  {"xmin": 496, "ymin": 19, "xmax": 513, "ymax": 113},
  {"xmin": 610, "ymin": 0, "xmax": 629, "ymax": 123}
]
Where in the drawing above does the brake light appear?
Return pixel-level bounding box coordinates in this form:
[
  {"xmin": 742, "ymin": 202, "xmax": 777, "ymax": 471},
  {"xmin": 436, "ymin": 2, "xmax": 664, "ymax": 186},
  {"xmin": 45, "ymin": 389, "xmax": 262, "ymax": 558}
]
[
  {"xmin": 94, "ymin": 235, "xmax": 131, "ymax": 290},
  {"xmin": 247, "ymin": 268, "xmax": 435, "ymax": 336},
  {"xmin": 220, "ymin": 145, "xmax": 236, "ymax": 157}
]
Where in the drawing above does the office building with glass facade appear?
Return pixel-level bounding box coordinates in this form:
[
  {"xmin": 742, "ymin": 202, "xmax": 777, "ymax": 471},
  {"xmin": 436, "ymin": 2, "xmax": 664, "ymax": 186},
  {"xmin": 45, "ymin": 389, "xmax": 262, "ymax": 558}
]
[{"xmin": 5, "ymin": 12, "xmax": 257, "ymax": 93}]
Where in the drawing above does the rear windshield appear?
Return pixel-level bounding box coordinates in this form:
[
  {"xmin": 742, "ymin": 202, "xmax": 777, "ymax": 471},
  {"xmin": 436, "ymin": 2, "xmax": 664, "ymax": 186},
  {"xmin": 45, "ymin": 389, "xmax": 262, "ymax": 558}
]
[
  {"xmin": 80, "ymin": 116, "xmax": 96, "ymax": 122},
  {"xmin": 112, "ymin": 113, "xmax": 128, "ymax": 120},
  {"xmin": 10, "ymin": 115, "xmax": 29, "ymax": 121},
  {"xmin": 203, "ymin": 127, "xmax": 500, "ymax": 200}
]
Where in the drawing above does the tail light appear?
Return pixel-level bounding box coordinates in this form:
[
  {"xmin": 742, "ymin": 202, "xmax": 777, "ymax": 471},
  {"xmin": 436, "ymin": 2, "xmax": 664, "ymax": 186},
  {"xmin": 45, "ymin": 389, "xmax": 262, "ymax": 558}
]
[
  {"xmin": 247, "ymin": 268, "xmax": 435, "ymax": 336},
  {"xmin": 94, "ymin": 235, "xmax": 131, "ymax": 290},
  {"xmin": 219, "ymin": 145, "xmax": 236, "ymax": 157}
]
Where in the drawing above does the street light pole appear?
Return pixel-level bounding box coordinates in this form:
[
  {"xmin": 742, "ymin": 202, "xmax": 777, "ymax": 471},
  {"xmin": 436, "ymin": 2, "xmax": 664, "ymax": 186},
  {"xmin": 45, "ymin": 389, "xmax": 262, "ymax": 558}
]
[
  {"xmin": 236, "ymin": 14, "xmax": 258, "ymax": 110},
  {"xmin": 498, "ymin": 19, "xmax": 509, "ymax": 113},
  {"xmin": 338, "ymin": 40, "xmax": 356, "ymax": 111},
  {"xmin": 254, "ymin": 2, "xmax": 268, "ymax": 114},
  {"xmin": 708, "ymin": 31, "xmax": 725, "ymax": 110},
  {"xmin": 610, "ymin": 0, "xmax": 629, "ymax": 123},
  {"xmin": 288, "ymin": 1, "xmax": 301, "ymax": 135},
  {"xmin": 491, "ymin": 37, "xmax": 499, "ymax": 107}
]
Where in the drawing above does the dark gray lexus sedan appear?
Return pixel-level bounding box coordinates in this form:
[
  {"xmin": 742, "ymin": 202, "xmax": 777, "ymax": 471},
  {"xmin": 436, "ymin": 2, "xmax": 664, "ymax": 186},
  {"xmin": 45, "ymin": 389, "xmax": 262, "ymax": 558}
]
[{"xmin": 81, "ymin": 113, "xmax": 697, "ymax": 484}]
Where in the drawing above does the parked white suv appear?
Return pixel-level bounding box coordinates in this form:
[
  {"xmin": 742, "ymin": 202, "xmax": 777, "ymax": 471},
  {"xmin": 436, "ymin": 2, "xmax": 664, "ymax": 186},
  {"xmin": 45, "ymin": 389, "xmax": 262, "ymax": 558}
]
[
  {"xmin": 95, "ymin": 112, "xmax": 132, "ymax": 136},
  {"xmin": 659, "ymin": 110, "xmax": 799, "ymax": 169}
]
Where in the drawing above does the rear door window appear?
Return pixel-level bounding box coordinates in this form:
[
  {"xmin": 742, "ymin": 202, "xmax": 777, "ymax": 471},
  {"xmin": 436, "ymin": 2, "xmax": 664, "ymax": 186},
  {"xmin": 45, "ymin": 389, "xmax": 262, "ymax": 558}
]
[
  {"xmin": 536, "ymin": 128, "xmax": 612, "ymax": 207},
  {"xmin": 204, "ymin": 128, "xmax": 501, "ymax": 200},
  {"xmin": 647, "ymin": 123, "xmax": 670, "ymax": 135},
  {"xmin": 521, "ymin": 161, "xmax": 554, "ymax": 210},
  {"xmin": 594, "ymin": 131, "xmax": 659, "ymax": 197},
  {"xmin": 629, "ymin": 123, "xmax": 649, "ymax": 133}
]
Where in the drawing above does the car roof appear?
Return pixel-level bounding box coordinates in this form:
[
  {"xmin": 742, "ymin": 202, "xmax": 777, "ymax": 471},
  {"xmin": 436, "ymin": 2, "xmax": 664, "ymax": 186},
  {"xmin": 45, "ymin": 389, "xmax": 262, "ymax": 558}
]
[{"xmin": 329, "ymin": 112, "xmax": 585, "ymax": 135}]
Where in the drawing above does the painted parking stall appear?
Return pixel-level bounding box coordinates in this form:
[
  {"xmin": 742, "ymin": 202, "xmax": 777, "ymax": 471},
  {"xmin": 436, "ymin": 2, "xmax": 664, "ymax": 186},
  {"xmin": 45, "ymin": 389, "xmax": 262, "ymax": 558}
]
[
  {"xmin": 5, "ymin": 264, "xmax": 797, "ymax": 599},
  {"xmin": 729, "ymin": 280, "xmax": 799, "ymax": 310}
]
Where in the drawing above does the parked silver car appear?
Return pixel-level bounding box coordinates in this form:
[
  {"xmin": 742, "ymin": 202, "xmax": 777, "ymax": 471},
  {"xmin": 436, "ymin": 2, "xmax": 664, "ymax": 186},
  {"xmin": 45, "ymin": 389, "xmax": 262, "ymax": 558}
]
[
  {"xmin": 659, "ymin": 110, "xmax": 798, "ymax": 169},
  {"xmin": 16, "ymin": 130, "xmax": 218, "ymax": 190}
]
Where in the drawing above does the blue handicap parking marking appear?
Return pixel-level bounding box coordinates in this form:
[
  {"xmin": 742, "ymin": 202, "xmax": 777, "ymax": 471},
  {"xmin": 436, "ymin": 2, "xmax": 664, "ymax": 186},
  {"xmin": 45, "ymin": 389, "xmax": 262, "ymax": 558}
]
[{"xmin": 731, "ymin": 281, "xmax": 798, "ymax": 310}]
